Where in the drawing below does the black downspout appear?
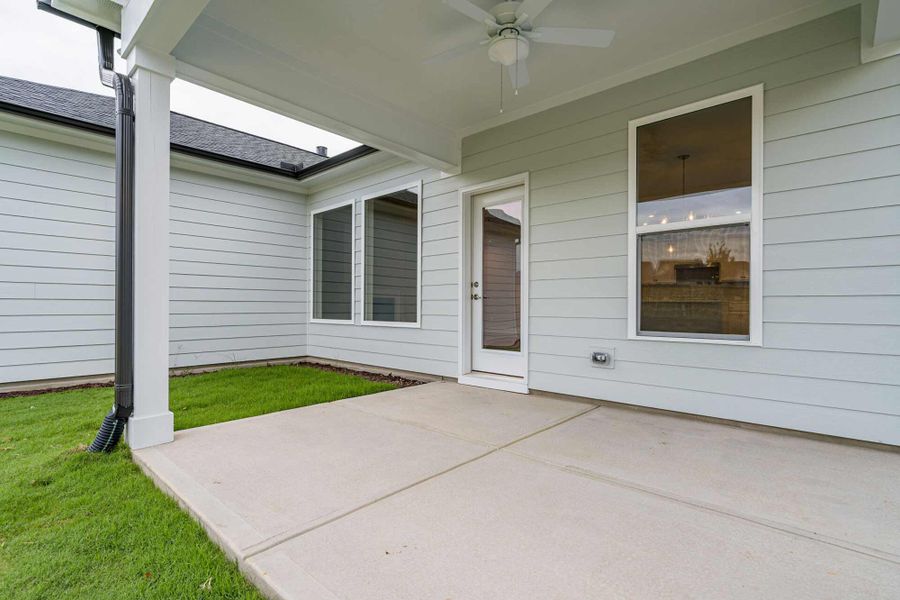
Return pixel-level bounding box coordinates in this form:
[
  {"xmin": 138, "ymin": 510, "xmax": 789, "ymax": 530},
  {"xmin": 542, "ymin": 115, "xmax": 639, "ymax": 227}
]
[{"xmin": 88, "ymin": 28, "xmax": 134, "ymax": 452}]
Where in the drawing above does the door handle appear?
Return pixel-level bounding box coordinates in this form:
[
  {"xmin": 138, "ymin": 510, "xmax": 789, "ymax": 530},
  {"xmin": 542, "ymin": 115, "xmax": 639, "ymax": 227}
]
[{"xmin": 471, "ymin": 293, "xmax": 481, "ymax": 300}]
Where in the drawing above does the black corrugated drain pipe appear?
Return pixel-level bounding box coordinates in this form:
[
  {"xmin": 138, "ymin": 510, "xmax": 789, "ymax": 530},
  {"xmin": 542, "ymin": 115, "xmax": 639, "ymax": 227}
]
[{"xmin": 88, "ymin": 27, "xmax": 135, "ymax": 452}]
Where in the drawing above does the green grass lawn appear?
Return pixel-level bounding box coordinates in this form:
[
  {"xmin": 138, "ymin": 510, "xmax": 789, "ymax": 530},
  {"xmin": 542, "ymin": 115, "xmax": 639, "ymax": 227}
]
[{"xmin": 0, "ymin": 365, "xmax": 396, "ymax": 599}]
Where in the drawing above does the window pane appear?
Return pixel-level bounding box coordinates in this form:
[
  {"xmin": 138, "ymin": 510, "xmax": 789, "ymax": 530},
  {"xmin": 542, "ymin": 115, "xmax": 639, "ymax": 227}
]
[
  {"xmin": 313, "ymin": 204, "xmax": 353, "ymax": 320},
  {"xmin": 482, "ymin": 201, "xmax": 521, "ymax": 351},
  {"xmin": 637, "ymin": 97, "xmax": 751, "ymax": 227},
  {"xmin": 364, "ymin": 188, "xmax": 419, "ymax": 323},
  {"xmin": 639, "ymin": 224, "xmax": 750, "ymax": 337}
]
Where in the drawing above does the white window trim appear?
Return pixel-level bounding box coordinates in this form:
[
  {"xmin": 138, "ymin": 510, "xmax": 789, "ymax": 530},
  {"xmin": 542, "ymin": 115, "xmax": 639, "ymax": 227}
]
[
  {"xmin": 627, "ymin": 84, "xmax": 764, "ymax": 346},
  {"xmin": 359, "ymin": 180, "xmax": 423, "ymax": 328},
  {"xmin": 309, "ymin": 198, "xmax": 356, "ymax": 325}
]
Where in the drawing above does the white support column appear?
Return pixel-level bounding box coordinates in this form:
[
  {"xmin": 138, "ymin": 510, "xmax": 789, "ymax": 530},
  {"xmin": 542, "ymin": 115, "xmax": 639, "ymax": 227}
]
[{"xmin": 124, "ymin": 46, "xmax": 175, "ymax": 450}]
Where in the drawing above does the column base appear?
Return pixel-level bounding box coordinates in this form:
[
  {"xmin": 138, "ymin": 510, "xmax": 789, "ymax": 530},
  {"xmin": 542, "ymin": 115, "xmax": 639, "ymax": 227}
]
[{"xmin": 125, "ymin": 411, "xmax": 174, "ymax": 449}]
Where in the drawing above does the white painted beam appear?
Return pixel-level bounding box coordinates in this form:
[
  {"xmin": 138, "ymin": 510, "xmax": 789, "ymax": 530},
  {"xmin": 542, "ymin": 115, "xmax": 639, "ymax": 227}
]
[
  {"xmin": 46, "ymin": 0, "xmax": 461, "ymax": 169},
  {"xmin": 174, "ymin": 60, "xmax": 462, "ymax": 174},
  {"xmin": 862, "ymin": 0, "xmax": 900, "ymax": 61},
  {"xmin": 121, "ymin": 0, "xmax": 209, "ymax": 56},
  {"xmin": 874, "ymin": 0, "xmax": 900, "ymax": 44},
  {"xmin": 123, "ymin": 46, "xmax": 174, "ymax": 450}
]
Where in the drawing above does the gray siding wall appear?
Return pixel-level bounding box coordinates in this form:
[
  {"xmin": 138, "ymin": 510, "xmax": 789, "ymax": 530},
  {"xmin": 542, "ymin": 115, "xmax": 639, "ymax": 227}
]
[
  {"xmin": 308, "ymin": 161, "xmax": 456, "ymax": 376},
  {"xmin": 0, "ymin": 127, "xmax": 307, "ymax": 384},
  {"xmin": 309, "ymin": 8, "xmax": 899, "ymax": 444},
  {"xmin": 460, "ymin": 8, "xmax": 900, "ymax": 444},
  {"xmin": 2, "ymin": 8, "xmax": 896, "ymax": 443},
  {"xmin": 169, "ymin": 168, "xmax": 307, "ymax": 367}
]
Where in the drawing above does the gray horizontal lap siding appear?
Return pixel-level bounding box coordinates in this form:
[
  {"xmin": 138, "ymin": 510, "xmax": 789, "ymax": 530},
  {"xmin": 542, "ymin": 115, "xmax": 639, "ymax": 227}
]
[
  {"xmin": 169, "ymin": 168, "xmax": 307, "ymax": 366},
  {"xmin": 0, "ymin": 128, "xmax": 307, "ymax": 384},
  {"xmin": 0, "ymin": 131, "xmax": 115, "ymax": 383},
  {"xmin": 459, "ymin": 7, "xmax": 900, "ymax": 443},
  {"xmin": 1, "ymin": 7, "xmax": 896, "ymax": 444},
  {"xmin": 306, "ymin": 8, "xmax": 899, "ymax": 443}
]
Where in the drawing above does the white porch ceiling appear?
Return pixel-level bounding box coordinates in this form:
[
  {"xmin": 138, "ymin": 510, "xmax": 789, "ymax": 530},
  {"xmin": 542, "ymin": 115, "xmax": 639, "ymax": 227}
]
[{"xmin": 163, "ymin": 0, "xmax": 861, "ymax": 169}]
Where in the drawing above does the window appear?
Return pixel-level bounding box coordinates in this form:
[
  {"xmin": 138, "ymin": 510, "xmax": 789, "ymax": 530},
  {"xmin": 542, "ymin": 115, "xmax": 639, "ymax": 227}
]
[
  {"xmin": 311, "ymin": 201, "xmax": 354, "ymax": 322},
  {"xmin": 362, "ymin": 182, "xmax": 421, "ymax": 326},
  {"xmin": 628, "ymin": 85, "xmax": 762, "ymax": 344}
]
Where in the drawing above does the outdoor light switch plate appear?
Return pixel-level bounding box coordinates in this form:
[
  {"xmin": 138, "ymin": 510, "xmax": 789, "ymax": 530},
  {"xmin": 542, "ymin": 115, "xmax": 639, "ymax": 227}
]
[{"xmin": 591, "ymin": 348, "xmax": 615, "ymax": 368}]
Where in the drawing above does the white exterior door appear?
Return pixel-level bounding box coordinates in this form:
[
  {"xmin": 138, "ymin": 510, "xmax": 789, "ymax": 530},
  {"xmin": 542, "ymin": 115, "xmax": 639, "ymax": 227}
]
[{"xmin": 471, "ymin": 186, "xmax": 525, "ymax": 377}]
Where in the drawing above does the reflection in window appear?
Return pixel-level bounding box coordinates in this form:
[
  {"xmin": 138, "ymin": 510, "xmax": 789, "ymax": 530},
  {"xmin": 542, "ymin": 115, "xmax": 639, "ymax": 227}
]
[
  {"xmin": 633, "ymin": 92, "xmax": 756, "ymax": 340},
  {"xmin": 364, "ymin": 186, "xmax": 419, "ymax": 323},
  {"xmin": 640, "ymin": 224, "xmax": 750, "ymax": 336},
  {"xmin": 482, "ymin": 201, "xmax": 521, "ymax": 351},
  {"xmin": 636, "ymin": 97, "xmax": 751, "ymax": 227},
  {"xmin": 313, "ymin": 204, "xmax": 353, "ymax": 320}
]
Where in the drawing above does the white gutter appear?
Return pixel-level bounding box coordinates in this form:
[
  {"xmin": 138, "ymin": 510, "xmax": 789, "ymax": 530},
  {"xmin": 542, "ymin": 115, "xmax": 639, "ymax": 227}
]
[{"xmin": 43, "ymin": 0, "xmax": 122, "ymax": 33}]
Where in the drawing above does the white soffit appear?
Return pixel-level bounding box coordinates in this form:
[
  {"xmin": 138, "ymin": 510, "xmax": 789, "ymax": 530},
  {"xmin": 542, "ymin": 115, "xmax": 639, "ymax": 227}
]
[{"xmin": 53, "ymin": 0, "xmax": 861, "ymax": 170}]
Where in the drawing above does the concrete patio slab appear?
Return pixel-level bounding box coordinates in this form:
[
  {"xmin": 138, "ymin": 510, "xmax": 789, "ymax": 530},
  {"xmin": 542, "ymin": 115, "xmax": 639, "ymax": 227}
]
[
  {"xmin": 340, "ymin": 381, "xmax": 594, "ymax": 446},
  {"xmin": 508, "ymin": 404, "xmax": 900, "ymax": 557},
  {"xmin": 133, "ymin": 393, "xmax": 491, "ymax": 558},
  {"xmin": 134, "ymin": 383, "xmax": 900, "ymax": 599},
  {"xmin": 246, "ymin": 451, "xmax": 899, "ymax": 600}
]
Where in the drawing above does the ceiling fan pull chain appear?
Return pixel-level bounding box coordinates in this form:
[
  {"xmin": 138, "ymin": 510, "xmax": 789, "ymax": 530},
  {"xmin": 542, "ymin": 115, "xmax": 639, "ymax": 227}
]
[
  {"xmin": 515, "ymin": 33, "xmax": 519, "ymax": 95},
  {"xmin": 499, "ymin": 63, "xmax": 504, "ymax": 113}
]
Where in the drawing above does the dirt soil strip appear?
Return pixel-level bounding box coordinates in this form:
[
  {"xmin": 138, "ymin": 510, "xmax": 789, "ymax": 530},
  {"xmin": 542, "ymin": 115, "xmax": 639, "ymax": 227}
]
[
  {"xmin": 293, "ymin": 361, "xmax": 424, "ymax": 388},
  {"xmin": 0, "ymin": 362, "xmax": 424, "ymax": 399}
]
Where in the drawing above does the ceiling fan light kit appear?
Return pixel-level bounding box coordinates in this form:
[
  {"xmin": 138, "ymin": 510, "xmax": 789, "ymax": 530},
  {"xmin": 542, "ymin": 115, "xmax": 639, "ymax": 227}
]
[
  {"xmin": 435, "ymin": 0, "xmax": 616, "ymax": 113},
  {"xmin": 488, "ymin": 30, "xmax": 529, "ymax": 66}
]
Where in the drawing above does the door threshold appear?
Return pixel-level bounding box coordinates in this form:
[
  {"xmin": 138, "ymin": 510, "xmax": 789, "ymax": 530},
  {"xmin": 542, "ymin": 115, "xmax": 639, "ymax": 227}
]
[{"xmin": 458, "ymin": 372, "xmax": 529, "ymax": 394}]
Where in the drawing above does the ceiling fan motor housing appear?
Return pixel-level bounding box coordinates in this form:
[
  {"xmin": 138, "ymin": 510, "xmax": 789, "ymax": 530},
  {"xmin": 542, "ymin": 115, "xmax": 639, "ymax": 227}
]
[
  {"xmin": 435, "ymin": 0, "xmax": 615, "ymax": 93},
  {"xmin": 490, "ymin": 1, "xmax": 522, "ymax": 24},
  {"xmin": 488, "ymin": 29, "xmax": 529, "ymax": 65}
]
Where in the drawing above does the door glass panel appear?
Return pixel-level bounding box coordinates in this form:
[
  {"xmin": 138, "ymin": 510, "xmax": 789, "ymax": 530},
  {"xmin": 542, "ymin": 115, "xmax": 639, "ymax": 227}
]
[{"xmin": 481, "ymin": 200, "xmax": 521, "ymax": 351}]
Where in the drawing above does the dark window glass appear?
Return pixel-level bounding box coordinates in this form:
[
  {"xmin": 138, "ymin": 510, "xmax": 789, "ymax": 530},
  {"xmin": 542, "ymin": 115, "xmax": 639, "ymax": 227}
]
[
  {"xmin": 636, "ymin": 97, "xmax": 752, "ymax": 227},
  {"xmin": 639, "ymin": 224, "xmax": 750, "ymax": 337},
  {"xmin": 364, "ymin": 188, "xmax": 419, "ymax": 323},
  {"xmin": 313, "ymin": 204, "xmax": 353, "ymax": 320}
]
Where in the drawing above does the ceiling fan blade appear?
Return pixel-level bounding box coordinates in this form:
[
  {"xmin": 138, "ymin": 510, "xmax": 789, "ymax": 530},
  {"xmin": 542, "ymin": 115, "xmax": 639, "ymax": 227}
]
[
  {"xmin": 507, "ymin": 61, "xmax": 530, "ymax": 88},
  {"xmin": 515, "ymin": 0, "xmax": 556, "ymax": 23},
  {"xmin": 443, "ymin": 0, "xmax": 496, "ymax": 25},
  {"xmin": 528, "ymin": 27, "xmax": 615, "ymax": 48},
  {"xmin": 424, "ymin": 39, "xmax": 485, "ymax": 64}
]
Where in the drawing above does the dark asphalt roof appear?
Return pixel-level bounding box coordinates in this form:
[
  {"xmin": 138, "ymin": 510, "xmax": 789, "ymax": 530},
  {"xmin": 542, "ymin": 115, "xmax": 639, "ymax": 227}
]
[{"xmin": 0, "ymin": 75, "xmax": 329, "ymax": 172}]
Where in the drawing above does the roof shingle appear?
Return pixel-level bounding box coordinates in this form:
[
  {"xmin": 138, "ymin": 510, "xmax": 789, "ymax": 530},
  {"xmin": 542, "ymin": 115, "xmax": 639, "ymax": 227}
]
[{"xmin": 0, "ymin": 75, "xmax": 328, "ymax": 172}]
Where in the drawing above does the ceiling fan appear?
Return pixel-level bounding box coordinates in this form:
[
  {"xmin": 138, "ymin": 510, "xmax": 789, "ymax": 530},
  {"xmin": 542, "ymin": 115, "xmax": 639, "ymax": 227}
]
[{"xmin": 428, "ymin": 0, "xmax": 615, "ymax": 94}]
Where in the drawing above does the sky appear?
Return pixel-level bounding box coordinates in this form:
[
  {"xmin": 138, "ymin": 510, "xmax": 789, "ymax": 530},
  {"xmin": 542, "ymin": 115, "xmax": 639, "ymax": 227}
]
[{"xmin": 0, "ymin": 0, "xmax": 359, "ymax": 156}]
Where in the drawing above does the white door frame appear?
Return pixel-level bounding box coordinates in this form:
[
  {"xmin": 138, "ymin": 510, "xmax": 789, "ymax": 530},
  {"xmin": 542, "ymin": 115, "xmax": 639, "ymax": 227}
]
[{"xmin": 458, "ymin": 173, "xmax": 530, "ymax": 393}]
